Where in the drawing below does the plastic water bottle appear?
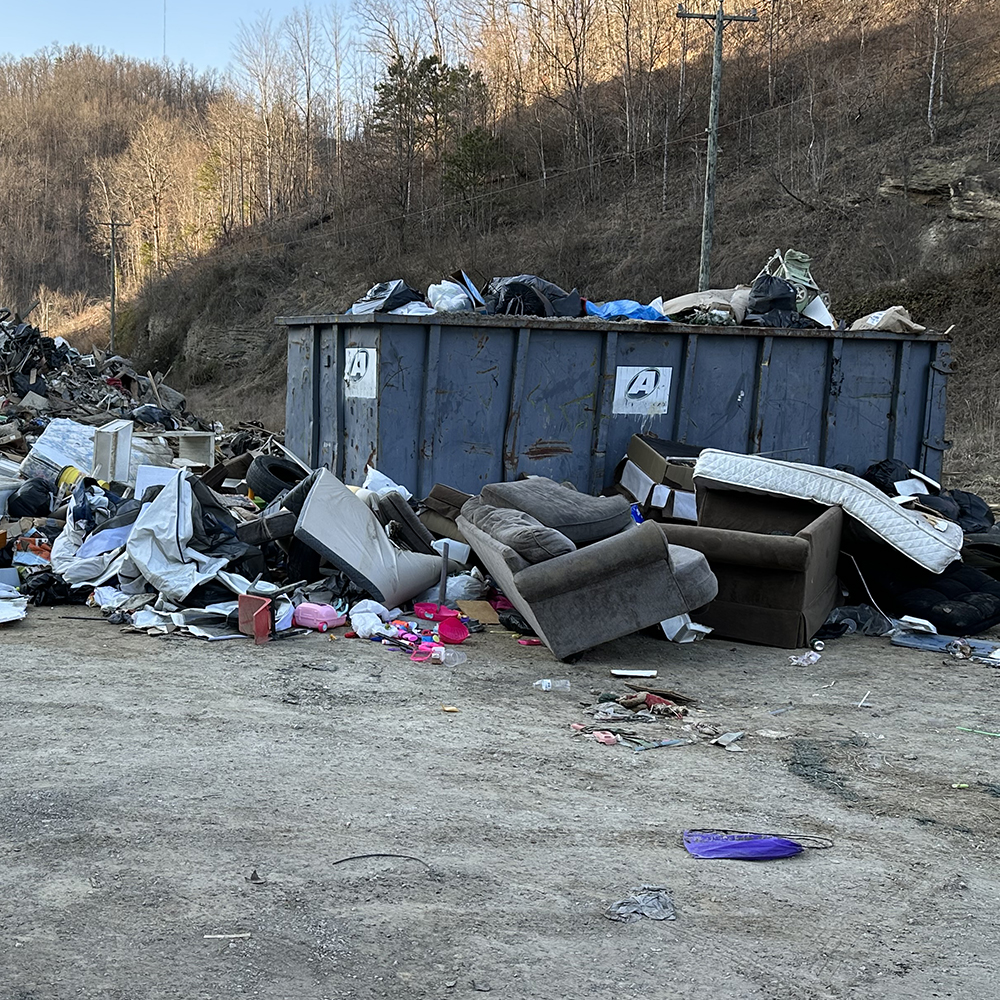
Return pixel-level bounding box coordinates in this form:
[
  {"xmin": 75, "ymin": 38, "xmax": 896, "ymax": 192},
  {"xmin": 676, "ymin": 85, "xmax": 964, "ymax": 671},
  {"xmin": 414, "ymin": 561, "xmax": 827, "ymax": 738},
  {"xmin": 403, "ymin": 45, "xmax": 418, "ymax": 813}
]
[
  {"xmin": 533, "ymin": 679, "xmax": 571, "ymax": 691},
  {"xmin": 430, "ymin": 648, "xmax": 467, "ymax": 666}
]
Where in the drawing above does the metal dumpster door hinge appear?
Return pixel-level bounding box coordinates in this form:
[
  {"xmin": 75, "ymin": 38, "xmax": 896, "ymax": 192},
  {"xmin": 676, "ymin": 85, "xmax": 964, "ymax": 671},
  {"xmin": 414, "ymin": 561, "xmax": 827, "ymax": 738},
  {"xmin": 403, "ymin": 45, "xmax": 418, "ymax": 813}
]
[{"xmin": 922, "ymin": 436, "xmax": 952, "ymax": 453}]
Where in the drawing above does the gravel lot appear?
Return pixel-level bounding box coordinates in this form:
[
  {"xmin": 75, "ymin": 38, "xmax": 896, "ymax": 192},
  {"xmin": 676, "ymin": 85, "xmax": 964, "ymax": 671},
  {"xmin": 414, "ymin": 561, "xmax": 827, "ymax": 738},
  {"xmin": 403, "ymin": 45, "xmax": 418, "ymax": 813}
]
[{"xmin": 2, "ymin": 607, "xmax": 998, "ymax": 999}]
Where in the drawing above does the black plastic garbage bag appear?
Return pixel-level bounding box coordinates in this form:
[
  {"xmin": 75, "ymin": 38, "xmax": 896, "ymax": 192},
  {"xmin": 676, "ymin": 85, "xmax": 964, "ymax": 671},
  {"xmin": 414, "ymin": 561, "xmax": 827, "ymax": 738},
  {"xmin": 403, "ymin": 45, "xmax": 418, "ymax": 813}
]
[
  {"xmin": 742, "ymin": 308, "xmax": 822, "ymax": 329},
  {"xmin": 949, "ymin": 489, "xmax": 995, "ymax": 534},
  {"xmin": 349, "ymin": 279, "xmax": 424, "ymax": 314},
  {"xmin": 7, "ymin": 478, "xmax": 53, "ymax": 518},
  {"xmin": 747, "ymin": 274, "xmax": 798, "ymax": 314},
  {"xmin": 187, "ymin": 476, "xmax": 266, "ymax": 578},
  {"xmin": 485, "ymin": 275, "xmax": 582, "ymax": 318},
  {"xmin": 863, "ymin": 459, "xmax": 920, "ymax": 496},
  {"xmin": 921, "ymin": 493, "xmax": 962, "ymax": 522},
  {"xmin": 21, "ymin": 570, "xmax": 90, "ymax": 606},
  {"xmin": 497, "ymin": 608, "xmax": 537, "ymax": 636}
]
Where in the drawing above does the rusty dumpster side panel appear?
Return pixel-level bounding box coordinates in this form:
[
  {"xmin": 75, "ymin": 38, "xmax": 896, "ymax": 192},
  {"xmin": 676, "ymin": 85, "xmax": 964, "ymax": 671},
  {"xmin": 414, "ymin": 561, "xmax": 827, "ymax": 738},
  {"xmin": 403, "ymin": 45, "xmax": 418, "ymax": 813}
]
[{"xmin": 280, "ymin": 314, "xmax": 951, "ymax": 495}]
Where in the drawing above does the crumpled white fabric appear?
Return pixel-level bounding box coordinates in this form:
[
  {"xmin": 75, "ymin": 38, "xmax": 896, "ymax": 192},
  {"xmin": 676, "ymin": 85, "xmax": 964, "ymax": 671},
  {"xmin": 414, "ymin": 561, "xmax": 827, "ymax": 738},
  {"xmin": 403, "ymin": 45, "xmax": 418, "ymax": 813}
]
[
  {"xmin": 349, "ymin": 599, "xmax": 398, "ymax": 638},
  {"xmin": 125, "ymin": 471, "xmax": 229, "ymax": 603},
  {"xmin": 49, "ymin": 496, "xmax": 87, "ymax": 576},
  {"xmin": 50, "ymin": 489, "xmax": 126, "ymax": 586}
]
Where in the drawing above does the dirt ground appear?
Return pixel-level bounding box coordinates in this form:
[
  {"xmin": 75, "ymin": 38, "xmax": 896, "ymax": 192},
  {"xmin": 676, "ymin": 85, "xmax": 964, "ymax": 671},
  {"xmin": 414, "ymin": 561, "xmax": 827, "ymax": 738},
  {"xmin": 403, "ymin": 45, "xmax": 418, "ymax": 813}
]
[{"xmin": 2, "ymin": 608, "xmax": 998, "ymax": 1000}]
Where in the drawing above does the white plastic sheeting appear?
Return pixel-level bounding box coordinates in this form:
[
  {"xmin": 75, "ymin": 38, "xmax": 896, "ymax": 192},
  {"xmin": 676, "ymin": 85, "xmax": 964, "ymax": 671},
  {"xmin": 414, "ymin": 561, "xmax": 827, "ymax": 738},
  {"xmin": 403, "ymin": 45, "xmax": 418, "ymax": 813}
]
[{"xmin": 125, "ymin": 471, "xmax": 229, "ymax": 603}]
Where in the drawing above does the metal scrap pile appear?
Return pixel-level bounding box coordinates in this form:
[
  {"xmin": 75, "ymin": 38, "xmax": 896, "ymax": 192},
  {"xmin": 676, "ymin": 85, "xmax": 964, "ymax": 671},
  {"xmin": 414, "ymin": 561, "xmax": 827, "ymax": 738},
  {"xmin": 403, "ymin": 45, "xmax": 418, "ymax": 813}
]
[
  {"xmin": 0, "ymin": 310, "xmax": 298, "ymax": 623},
  {"xmin": 0, "ymin": 311, "xmax": 205, "ymax": 445}
]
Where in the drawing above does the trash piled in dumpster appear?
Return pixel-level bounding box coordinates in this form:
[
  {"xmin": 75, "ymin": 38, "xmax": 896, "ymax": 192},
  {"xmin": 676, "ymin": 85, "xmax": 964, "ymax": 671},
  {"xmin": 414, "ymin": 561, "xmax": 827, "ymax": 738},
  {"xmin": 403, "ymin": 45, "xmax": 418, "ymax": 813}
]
[{"xmin": 343, "ymin": 247, "xmax": 925, "ymax": 334}]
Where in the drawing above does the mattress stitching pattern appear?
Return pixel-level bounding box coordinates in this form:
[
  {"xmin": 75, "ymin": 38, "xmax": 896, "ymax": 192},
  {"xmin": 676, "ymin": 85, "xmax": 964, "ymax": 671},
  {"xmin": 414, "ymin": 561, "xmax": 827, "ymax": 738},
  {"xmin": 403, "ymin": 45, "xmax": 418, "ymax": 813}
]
[{"xmin": 693, "ymin": 450, "xmax": 962, "ymax": 573}]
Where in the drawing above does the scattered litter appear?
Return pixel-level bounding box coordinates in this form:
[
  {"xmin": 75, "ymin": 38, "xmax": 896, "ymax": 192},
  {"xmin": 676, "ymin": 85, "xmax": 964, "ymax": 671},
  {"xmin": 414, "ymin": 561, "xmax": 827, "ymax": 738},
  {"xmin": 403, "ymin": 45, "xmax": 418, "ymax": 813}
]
[
  {"xmin": 755, "ymin": 729, "xmax": 791, "ymax": 739},
  {"xmin": 951, "ymin": 783, "xmax": 970, "ymax": 789},
  {"xmin": 956, "ymin": 726, "xmax": 1000, "ymax": 738},
  {"xmin": 711, "ymin": 731, "xmax": 745, "ymax": 750},
  {"xmin": 622, "ymin": 682, "xmax": 696, "ymax": 705},
  {"xmin": 245, "ymin": 869, "xmax": 268, "ymax": 885},
  {"xmin": 533, "ymin": 679, "xmax": 570, "ymax": 691},
  {"xmin": 682, "ymin": 829, "xmax": 834, "ymax": 860},
  {"xmin": 632, "ymin": 738, "xmax": 693, "ymax": 752},
  {"xmin": 429, "ymin": 648, "xmax": 467, "ymax": 666},
  {"xmin": 441, "ymin": 704, "xmax": 460, "ymax": 713},
  {"xmin": 611, "ymin": 669, "xmax": 657, "ymax": 679},
  {"xmin": 789, "ymin": 651, "xmax": 821, "ymax": 667},
  {"xmin": 857, "ymin": 690, "xmax": 872, "ymax": 709},
  {"xmin": 893, "ymin": 632, "xmax": 1000, "ymax": 657},
  {"xmin": 204, "ymin": 933, "xmax": 251, "ymax": 940},
  {"xmin": 661, "ymin": 613, "xmax": 712, "ymax": 642},
  {"xmin": 604, "ymin": 885, "xmax": 676, "ymax": 922}
]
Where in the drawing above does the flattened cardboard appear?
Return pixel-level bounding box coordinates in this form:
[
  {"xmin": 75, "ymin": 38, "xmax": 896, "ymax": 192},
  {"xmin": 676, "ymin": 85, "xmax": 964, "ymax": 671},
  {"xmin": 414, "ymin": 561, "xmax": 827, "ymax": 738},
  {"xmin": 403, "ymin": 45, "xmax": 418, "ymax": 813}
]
[{"xmin": 457, "ymin": 599, "xmax": 500, "ymax": 624}]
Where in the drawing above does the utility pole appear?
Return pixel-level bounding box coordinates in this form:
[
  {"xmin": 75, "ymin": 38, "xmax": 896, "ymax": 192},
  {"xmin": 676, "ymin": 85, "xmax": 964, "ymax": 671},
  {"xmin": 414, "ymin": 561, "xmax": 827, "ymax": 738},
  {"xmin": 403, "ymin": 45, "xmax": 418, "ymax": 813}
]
[
  {"xmin": 677, "ymin": 2, "xmax": 758, "ymax": 291},
  {"xmin": 98, "ymin": 219, "xmax": 131, "ymax": 354}
]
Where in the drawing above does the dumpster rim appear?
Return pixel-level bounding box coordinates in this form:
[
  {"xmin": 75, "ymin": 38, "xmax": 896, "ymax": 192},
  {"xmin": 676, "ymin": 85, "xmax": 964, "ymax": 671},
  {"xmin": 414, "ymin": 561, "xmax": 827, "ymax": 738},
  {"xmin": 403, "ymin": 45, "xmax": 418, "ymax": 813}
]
[{"xmin": 275, "ymin": 312, "xmax": 951, "ymax": 342}]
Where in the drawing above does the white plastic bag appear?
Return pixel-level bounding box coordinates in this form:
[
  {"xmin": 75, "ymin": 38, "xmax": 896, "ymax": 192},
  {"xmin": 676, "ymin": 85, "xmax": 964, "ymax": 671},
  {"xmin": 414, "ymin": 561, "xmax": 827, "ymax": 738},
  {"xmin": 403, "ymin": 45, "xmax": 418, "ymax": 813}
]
[
  {"xmin": 414, "ymin": 573, "xmax": 488, "ymax": 607},
  {"xmin": 428, "ymin": 280, "xmax": 473, "ymax": 312},
  {"xmin": 349, "ymin": 598, "xmax": 397, "ymax": 638},
  {"xmin": 362, "ymin": 467, "xmax": 413, "ymax": 501}
]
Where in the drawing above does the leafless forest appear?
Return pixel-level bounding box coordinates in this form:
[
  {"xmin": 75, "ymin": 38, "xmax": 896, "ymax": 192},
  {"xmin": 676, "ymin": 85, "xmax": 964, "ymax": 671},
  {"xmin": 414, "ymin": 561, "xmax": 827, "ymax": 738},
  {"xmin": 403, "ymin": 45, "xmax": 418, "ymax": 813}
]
[{"xmin": 0, "ymin": 0, "xmax": 997, "ymax": 400}]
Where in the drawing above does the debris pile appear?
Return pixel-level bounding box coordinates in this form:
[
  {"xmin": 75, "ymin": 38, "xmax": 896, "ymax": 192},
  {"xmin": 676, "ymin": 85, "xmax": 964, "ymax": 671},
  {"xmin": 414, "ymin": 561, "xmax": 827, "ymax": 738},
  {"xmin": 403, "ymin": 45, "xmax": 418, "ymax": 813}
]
[{"xmin": 346, "ymin": 248, "xmax": 925, "ymax": 333}]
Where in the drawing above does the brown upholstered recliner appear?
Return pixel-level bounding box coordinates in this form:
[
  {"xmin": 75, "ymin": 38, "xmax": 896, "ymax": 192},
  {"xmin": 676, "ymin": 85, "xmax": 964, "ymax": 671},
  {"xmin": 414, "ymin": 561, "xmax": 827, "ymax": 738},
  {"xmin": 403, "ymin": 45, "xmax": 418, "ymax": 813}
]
[{"xmin": 661, "ymin": 486, "xmax": 843, "ymax": 648}]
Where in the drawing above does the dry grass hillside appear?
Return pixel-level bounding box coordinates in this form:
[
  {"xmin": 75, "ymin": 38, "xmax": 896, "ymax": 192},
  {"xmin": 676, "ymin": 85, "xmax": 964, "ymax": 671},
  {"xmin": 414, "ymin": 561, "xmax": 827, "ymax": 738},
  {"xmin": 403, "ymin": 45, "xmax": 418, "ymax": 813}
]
[{"xmin": 17, "ymin": 1, "xmax": 1000, "ymax": 496}]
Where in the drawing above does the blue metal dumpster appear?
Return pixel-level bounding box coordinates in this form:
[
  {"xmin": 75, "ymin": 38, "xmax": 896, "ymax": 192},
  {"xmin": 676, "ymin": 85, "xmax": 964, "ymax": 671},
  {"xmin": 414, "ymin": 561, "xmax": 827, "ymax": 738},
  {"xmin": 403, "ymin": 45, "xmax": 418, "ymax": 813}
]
[{"xmin": 278, "ymin": 313, "xmax": 951, "ymax": 495}]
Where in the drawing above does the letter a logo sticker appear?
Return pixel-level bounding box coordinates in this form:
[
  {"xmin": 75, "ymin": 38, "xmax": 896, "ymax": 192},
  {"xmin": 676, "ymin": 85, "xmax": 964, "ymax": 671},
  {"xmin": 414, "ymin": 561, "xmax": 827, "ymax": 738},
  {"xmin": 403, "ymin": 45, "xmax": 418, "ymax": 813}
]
[
  {"xmin": 613, "ymin": 366, "xmax": 672, "ymax": 414},
  {"xmin": 344, "ymin": 347, "xmax": 378, "ymax": 398}
]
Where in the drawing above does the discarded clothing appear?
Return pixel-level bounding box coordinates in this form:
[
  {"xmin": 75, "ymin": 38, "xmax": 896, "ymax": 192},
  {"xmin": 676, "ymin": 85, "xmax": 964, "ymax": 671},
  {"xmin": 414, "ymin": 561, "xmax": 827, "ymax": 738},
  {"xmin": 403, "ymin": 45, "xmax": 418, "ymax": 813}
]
[{"xmin": 604, "ymin": 886, "xmax": 676, "ymax": 922}]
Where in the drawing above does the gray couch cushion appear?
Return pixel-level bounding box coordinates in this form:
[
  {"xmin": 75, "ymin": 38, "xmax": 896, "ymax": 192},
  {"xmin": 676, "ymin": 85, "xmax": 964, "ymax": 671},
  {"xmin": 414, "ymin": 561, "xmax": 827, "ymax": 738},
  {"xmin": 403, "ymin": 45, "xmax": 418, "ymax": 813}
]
[
  {"xmin": 480, "ymin": 477, "xmax": 632, "ymax": 545},
  {"xmin": 462, "ymin": 496, "xmax": 575, "ymax": 563}
]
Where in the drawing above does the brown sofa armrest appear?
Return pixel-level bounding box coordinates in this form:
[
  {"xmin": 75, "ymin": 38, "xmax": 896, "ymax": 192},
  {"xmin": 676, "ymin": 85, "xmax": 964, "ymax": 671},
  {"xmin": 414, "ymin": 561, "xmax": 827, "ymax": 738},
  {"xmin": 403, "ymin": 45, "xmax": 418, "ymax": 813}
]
[
  {"xmin": 797, "ymin": 504, "xmax": 843, "ymax": 580},
  {"xmin": 514, "ymin": 521, "xmax": 667, "ymax": 603},
  {"xmin": 663, "ymin": 524, "xmax": 811, "ymax": 571}
]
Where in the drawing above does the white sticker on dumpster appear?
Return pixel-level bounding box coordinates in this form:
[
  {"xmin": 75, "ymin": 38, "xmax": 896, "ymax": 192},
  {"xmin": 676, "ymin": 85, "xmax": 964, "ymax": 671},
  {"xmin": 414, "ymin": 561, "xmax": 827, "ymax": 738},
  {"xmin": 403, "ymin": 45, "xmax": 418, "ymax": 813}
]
[
  {"xmin": 344, "ymin": 347, "xmax": 378, "ymax": 398},
  {"xmin": 613, "ymin": 366, "xmax": 672, "ymax": 415}
]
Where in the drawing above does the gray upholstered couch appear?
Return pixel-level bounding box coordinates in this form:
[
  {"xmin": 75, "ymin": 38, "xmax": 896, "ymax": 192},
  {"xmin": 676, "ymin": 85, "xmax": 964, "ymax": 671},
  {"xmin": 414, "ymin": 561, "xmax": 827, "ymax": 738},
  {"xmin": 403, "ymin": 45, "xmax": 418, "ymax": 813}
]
[{"xmin": 456, "ymin": 477, "xmax": 718, "ymax": 660}]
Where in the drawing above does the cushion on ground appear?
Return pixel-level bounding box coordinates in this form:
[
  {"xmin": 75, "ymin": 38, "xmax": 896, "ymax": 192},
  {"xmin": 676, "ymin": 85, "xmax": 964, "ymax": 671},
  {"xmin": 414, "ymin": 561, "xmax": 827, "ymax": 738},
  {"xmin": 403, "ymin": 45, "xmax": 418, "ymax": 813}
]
[{"xmin": 480, "ymin": 477, "xmax": 632, "ymax": 545}]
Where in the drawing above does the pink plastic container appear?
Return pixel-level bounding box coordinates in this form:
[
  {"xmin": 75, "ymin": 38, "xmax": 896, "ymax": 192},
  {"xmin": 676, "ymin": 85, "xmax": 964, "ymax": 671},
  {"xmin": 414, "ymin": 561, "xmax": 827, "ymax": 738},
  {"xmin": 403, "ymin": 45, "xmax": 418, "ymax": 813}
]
[{"xmin": 292, "ymin": 603, "xmax": 347, "ymax": 632}]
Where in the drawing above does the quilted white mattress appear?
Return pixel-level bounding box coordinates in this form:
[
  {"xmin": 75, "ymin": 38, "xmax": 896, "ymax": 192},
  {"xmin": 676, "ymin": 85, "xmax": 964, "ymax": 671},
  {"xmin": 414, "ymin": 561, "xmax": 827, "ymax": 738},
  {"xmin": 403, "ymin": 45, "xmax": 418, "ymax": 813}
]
[{"xmin": 694, "ymin": 450, "xmax": 962, "ymax": 573}]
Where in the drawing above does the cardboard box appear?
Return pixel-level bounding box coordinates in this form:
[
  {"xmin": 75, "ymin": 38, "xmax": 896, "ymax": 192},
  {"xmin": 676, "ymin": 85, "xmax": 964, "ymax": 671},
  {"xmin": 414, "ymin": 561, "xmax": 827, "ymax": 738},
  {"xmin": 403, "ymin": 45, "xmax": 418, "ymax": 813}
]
[
  {"xmin": 627, "ymin": 434, "xmax": 699, "ymax": 493},
  {"xmin": 614, "ymin": 458, "xmax": 697, "ymax": 523}
]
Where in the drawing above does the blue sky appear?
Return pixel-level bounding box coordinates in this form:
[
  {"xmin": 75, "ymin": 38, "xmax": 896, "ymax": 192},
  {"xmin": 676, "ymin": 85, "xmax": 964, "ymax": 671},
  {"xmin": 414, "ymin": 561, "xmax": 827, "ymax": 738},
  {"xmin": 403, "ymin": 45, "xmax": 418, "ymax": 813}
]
[{"xmin": 2, "ymin": 1, "xmax": 308, "ymax": 74}]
